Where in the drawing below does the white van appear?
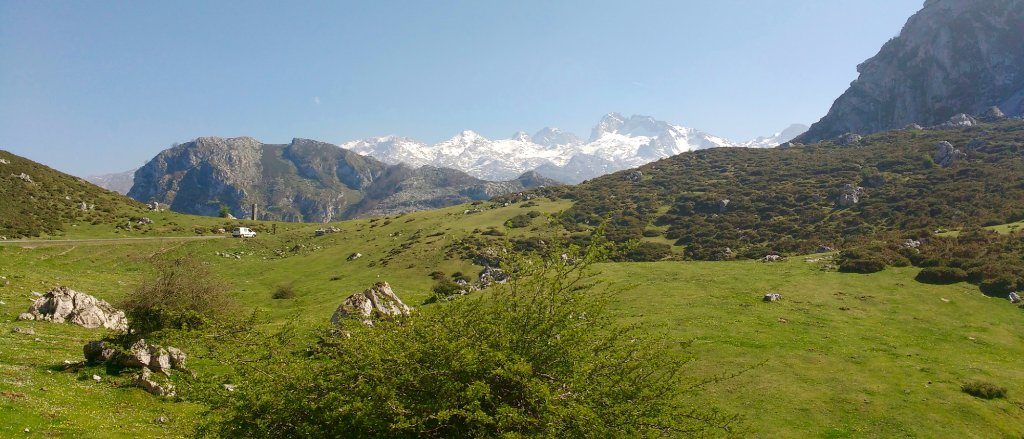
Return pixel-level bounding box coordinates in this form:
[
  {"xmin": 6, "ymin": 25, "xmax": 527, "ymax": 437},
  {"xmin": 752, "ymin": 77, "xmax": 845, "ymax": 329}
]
[{"xmin": 232, "ymin": 227, "xmax": 257, "ymax": 238}]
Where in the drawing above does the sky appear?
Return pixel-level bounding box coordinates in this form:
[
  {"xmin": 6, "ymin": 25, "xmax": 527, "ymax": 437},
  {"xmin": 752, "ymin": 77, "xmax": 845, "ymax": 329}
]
[{"xmin": 0, "ymin": 0, "xmax": 923, "ymax": 176}]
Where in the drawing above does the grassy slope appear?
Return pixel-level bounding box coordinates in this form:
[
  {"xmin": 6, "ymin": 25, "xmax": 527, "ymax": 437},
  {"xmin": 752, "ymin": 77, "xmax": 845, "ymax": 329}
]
[{"xmin": 2, "ymin": 198, "xmax": 1023, "ymax": 437}]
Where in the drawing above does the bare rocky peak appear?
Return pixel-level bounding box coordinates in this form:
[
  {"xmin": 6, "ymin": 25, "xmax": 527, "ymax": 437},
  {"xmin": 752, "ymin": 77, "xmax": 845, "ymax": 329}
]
[{"xmin": 797, "ymin": 0, "xmax": 1024, "ymax": 143}]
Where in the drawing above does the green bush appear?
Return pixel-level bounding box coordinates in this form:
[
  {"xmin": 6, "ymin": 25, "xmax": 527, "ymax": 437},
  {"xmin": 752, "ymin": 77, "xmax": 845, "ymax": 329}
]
[
  {"xmin": 961, "ymin": 380, "xmax": 1007, "ymax": 399},
  {"xmin": 839, "ymin": 259, "xmax": 886, "ymax": 274},
  {"xmin": 504, "ymin": 214, "xmax": 532, "ymax": 228},
  {"xmin": 979, "ymin": 275, "xmax": 1018, "ymax": 297},
  {"xmin": 915, "ymin": 267, "xmax": 968, "ymax": 284},
  {"xmin": 272, "ymin": 284, "xmax": 296, "ymax": 299},
  {"xmin": 613, "ymin": 241, "xmax": 672, "ymax": 262},
  {"xmin": 121, "ymin": 255, "xmax": 236, "ymax": 335},
  {"xmin": 194, "ymin": 245, "xmax": 736, "ymax": 437}
]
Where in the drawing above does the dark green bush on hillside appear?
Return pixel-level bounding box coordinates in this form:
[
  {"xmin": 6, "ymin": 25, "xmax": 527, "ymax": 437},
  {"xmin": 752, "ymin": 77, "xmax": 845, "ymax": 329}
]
[
  {"xmin": 612, "ymin": 241, "xmax": 673, "ymax": 262},
  {"xmin": 961, "ymin": 380, "xmax": 1007, "ymax": 399},
  {"xmin": 271, "ymin": 283, "xmax": 296, "ymax": 299},
  {"xmin": 504, "ymin": 213, "xmax": 532, "ymax": 228},
  {"xmin": 979, "ymin": 276, "xmax": 1018, "ymax": 297},
  {"xmin": 839, "ymin": 259, "xmax": 886, "ymax": 274},
  {"xmin": 193, "ymin": 244, "xmax": 738, "ymax": 438},
  {"xmin": 915, "ymin": 267, "xmax": 968, "ymax": 284}
]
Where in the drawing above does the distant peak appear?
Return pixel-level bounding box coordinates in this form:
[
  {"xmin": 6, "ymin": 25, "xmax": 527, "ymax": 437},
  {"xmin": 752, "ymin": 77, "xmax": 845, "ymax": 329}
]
[
  {"xmin": 511, "ymin": 131, "xmax": 532, "ymax": 142},
  {"xmin": 590, "ymin": 113, "xmax": 670, "ymax": 141}
]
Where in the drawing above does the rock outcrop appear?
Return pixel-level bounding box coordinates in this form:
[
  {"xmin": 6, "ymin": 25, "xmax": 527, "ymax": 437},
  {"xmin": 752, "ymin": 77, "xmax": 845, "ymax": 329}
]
[
  {"xmin": 836, "ymin": 184, "xmax": 864, "ymax": 208},
  {"xmin": 84, "ymin": 338, "xmax": 187, "ymax": 396},
  {"xmin": 331, "ymin": 282, "xmax": 411, "ymax": 326},
  {"xmin": 18, "ymin": 287, "xmax": 128, "ymax": 331},
  {"xmin": 933, "ymin": 141, "xmax": 967, "ymax": 167},
  {"xmin": 797, "ymin": 0, "xmax": 1024, "ymax": 143}
]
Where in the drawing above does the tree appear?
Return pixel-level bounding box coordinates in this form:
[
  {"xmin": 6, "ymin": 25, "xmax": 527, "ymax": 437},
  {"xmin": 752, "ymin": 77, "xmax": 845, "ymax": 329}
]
[
  {"xmin": 121, "ymin": 255, "xmax": 236, "ymax": 336},
  {"xmin": 191, "ymin": 241, "xmax": 739, "ymax": 438}
]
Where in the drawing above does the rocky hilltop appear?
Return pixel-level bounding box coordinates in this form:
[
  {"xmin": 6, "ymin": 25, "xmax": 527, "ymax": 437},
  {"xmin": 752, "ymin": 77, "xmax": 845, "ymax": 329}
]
[
  {"xmin": 128, "ymin": 137, "xmax": 555, "ymax": 222},
  {"xmin": 797, "ymin": 0, "xmax": 1024, "ymax": 143}
]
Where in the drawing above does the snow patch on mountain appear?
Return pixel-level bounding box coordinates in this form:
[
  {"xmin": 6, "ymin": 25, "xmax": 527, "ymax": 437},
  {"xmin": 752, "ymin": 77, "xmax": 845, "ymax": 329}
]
[{"xmin": 342, "ymin": 114, "xmax": 806, "ymax": 183}]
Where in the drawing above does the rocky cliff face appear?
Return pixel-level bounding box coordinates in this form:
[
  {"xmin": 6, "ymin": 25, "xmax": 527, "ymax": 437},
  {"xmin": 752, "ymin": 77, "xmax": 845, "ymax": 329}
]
[
  {"xmin": 797, "ymin": 0, "xmax": 1024, "ymax": 143},
  {"xmin": 128, "ymin": 137, "xmax": 556, "ymax": 222}
]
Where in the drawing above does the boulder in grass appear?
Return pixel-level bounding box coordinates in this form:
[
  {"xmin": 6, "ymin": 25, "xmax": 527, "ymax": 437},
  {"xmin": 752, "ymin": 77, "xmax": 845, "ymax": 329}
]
[
  {"xmin": 133, "ymin": 368, "xmax": 175, "ymax": 397},
  {"xmin": 763, "ymin": 293, "xmax": 782, "ymax": 303},
  {"xmin": 83, "ymin": 341, "xmax": 117, "ymax": 364},
  {"xmin": 18, "ymin": 286, "xmax": 127, "ymax": 331},
  {"xmin": 331, "ymin": 282, "xmax": 411, "ymax": 326}
]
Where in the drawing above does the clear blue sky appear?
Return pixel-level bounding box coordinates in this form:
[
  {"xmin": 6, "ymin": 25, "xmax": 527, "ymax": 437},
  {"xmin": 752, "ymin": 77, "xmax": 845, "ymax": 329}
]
[{"xmin": 1, "ymin": 0, "xmax": 922, "ymax": 176}]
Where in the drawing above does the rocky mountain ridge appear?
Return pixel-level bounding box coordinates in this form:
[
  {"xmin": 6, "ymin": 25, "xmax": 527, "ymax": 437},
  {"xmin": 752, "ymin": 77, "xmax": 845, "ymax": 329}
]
[
  {"xmin": 128, "ymin": 137, "xmax": 556, "ymax": 222},
  {"xmin": 84, "ymin": 169, "xmax": 136, "ymax": 195},
  {"xmin": 797, "ymin": 0, "xmax": 1024, "ymax": 143},
  {"xmin": 344, "ymin": 113, "xmax": 806, "ymax": 183}
]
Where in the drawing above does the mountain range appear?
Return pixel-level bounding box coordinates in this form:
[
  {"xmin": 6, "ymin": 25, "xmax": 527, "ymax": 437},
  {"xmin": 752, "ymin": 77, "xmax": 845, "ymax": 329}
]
[
  {"xmin": 797, "ymin": 0, "xmax": 1024, "ymax": 143},
  {"xmin": 344, "ymin": 113, "xmax": 807, "ymax": 183},
  {"xmin": 84, "ymin": 169, "xmax": 135, "ymax": 195},
  {"xmin": 127, "ymin": 137, "xmax": 556, "ymax": 222}
]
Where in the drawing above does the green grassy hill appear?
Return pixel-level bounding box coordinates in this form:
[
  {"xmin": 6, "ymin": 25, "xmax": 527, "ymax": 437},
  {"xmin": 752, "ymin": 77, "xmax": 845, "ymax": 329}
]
[
  {"xmin": 0, "ymin": 150, "xmax": 152, "ymax": 239},
  {"xmin": 536, "ymin": 120, "xmax": 1024, "ymax": 259},
  {"xmin": 2, "ymin": 196, "xmax": 1023, "ymax": 437}
]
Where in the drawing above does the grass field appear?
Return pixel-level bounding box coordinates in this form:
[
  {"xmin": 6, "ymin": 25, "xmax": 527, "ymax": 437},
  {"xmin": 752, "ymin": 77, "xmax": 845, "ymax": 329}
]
[{"xmin": 2, "ymin": 198, "xmax": 1023, "ymax": 437}]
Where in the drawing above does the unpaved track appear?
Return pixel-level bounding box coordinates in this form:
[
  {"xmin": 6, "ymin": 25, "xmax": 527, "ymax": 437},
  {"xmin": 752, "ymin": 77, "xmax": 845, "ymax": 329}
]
[{"xmin": 0, "ymin": 235, "xmax": 229, "ymax": 247}]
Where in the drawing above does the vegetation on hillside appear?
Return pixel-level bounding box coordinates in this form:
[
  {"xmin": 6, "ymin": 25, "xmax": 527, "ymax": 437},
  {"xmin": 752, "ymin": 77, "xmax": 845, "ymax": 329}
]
[
  {"xmin": 0, "ymin": 150, "xmax": 147, "ymax": 238},
  {"xmin": 512, "ymin": 121, "xmax": 1024, "ymax": 260}
]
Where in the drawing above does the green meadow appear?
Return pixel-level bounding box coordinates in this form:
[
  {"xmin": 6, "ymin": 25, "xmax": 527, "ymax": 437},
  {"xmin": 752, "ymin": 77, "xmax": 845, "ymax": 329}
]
[{"xmin": 2, "ymin": 199, "xmax": 1022, "ymax": 437}]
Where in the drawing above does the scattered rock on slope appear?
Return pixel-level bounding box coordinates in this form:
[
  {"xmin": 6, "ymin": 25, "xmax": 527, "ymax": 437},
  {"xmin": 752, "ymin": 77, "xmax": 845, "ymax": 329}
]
[
  {"xmin": 18, "ymin": 286, "xmax": 128, "ymax": 331},
  {"xmin": 836, "ymin": 184, "xmax": 864, "ymax": 208},
  {"xmin": 331, "ymin": 282, "xmax": 411, "ymax": 326},
  {"xmin": 933, "ymin": 141, "xmax": 966, "ymax": 168}
]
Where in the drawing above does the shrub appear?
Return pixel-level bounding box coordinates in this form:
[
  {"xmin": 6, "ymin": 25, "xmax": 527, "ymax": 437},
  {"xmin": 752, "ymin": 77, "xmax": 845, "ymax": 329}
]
[
  {"xmin": 121, "ymin": 255, "xmax": 235, "ymax": 335},
  {"xmin": 272, "ymin": 284, "xmax": 296, "ymax": 299},
  {"xmin": 194, "ymin": 244, "xmax": 737, "ymax": 438},
  {"xmin": 961, "ymin": 380, "xmax": 1007, "ymax": 399},
  {"xmin": 613, "ymin": 241, "xmax": 672, "ymax": 262},
  {"xmin": 505, "ymin": 214, "xmax": 532, "ymax": 228},
  {"xmin": 422, "ymin": 278, "xmax": 465, "ymax": 304},
  {"xmin": 979, "ymin": 275, "xmax": 1018, "ymax": 297},
  {"xmin": 839, "ymin": 259, "xmax": 886, "ymax": 274},
  {"xmin": 915, "ymin": 267, "xmax": 968, "ymax": 284}
]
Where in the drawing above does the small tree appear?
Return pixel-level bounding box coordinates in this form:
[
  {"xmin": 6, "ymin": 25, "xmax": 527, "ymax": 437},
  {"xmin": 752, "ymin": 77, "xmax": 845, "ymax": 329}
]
[
  {"xmin": 122, "ymin": 255, "xmax": 236, "ymax": 336},
  {"xmin": 218, "ymin": 205, "xmax": 232, "ymax": 218}
]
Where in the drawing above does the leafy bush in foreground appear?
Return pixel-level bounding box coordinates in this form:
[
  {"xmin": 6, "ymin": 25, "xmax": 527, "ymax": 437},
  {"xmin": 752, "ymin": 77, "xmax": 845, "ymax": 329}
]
[{"xmin": 192, "ymin": 244, "xmax": 739, "ymax": 438}]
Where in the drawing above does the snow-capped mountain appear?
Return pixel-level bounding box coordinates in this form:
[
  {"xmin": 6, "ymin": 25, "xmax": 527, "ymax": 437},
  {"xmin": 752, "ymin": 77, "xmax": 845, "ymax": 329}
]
[
  {"xmin": 342, "ymin": 113, "xmax": 806, "ymax": 184},
  {"xmin": 736, "ymin": 123, "xmax": 809, "ymax": 149}
]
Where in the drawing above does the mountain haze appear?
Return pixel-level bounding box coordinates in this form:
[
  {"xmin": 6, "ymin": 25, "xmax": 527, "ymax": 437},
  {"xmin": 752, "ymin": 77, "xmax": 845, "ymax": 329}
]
[{"xmin": 84, "ymin": 169, "xmax": 136, "ymax": 195}]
